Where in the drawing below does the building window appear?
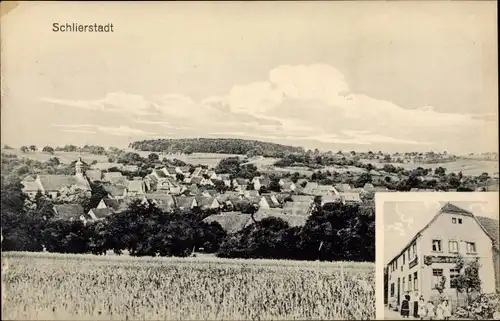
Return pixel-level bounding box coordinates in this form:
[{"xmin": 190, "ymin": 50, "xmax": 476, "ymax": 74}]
[
  {"xmin": 409, "ymin": 274, "xmax": 413, "ymax": 291},
  {"xmin": 432, "ymin": 240, "xmax": 442, "ymax": 252},
  {"xmin": 449, "ymin": 241, "xmax": 459, "ymax": 253},
  {"xmin": 466, "ymin": 242, "xmax": 477, "ymax": 254},
  {"xmin": 403, "ymin": 253, "xmax": 406, "ymax": 264},
  {"xmin": 458, "ymin": 218, "xmax": 462, "ymax": 224},
  {"xmin": 450, "ymin": 269, "xmax": 460, "ymax": 288},
  {"xmin": 403, "ymin": 277, "xmax": 406, "ymax": 291},
  {"xmin": 452, "ymin": 218, "xmax": 457, "ymax": 224},
  {"xmin": 413, "ymin": 272, "xmax": 418, "ymax": 290},
  {"xmin": 412, "ymin": 243, "xmax": 417, "ymax": 259},
  {"xmin": 390, "ymin": 283, "xmax": 395, "ymax": 297},
  {"xmin": 432, "ymin": 269, "xmax": 444, "ymax": 289}
]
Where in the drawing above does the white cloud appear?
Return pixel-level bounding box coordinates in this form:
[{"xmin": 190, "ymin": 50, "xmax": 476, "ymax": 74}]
[{"xmin": 41, "ymin": 64, "xmax": 496, "ymax": 149}]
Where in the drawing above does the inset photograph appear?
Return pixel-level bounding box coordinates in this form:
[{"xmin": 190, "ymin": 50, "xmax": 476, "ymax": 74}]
[{"xmin": 376, "ymin": 192, "xmax": 500, "ymax": 320}]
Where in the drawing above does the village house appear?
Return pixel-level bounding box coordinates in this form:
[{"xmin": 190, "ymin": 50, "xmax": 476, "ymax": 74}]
[
  {"xmin": 175, "ymin": 166, "xmax": 191, "ymax": 177},
  {"xmin": 87, "ymin": 208, "xmax": 113, "ymax": 222},
  {"xmin": 127, "ymin": 180, "xmax": 146, "ymax": 196},
  {"xmin": 52, "ymin": 204, "xmax": 87, "ymax": 223},
  {"xmin": 163, "ymin": 167, "xmax": 179, "ymax": 178},
  {"xmin": 191, "ymin": 167, "xmax": 203, "ymax": 177},
  {"xmin": 386, "ymin": 203, "xmax": 499, "ymax": 314},
  {"xmin": 252, "ymin": 175, "xmax": 271, "ymax": 191},
  {"xmin": 340, "ymin": 192, "xmax": 363, "ymax": 205},
  {"xmin": 203, "ymin": 212, "xmax": 252, "ymax": 234},
  {"xmin": 104, "ymin": 185, "xmax": 128, "ymax": 200},
  {"xmin": 174, "ymin": 196, "xmax": 198, "ymax": 210},
  {"xmin": 96, "ymin": 198, "xmax": 126, "ymax": 213},
  {"xmin": 85, "ymin": 169, "xmax": 103, "ymax": 182},
  {"xmin": 195, "ymin": 196, "xmax": 220, "ymax": 210},
  {"xmin": 216, "ymin": 193, "xmax": 244, "ymax": 210},
  {"xmin": 21, "ymin": 158, "xmax": 92, "ymax": 199},
  {"xmin": 282, "ymin": 200, "xmax": 312, "ymax": 216},
  {"xmin": 243, "ymin": 190, "xmax": 260, "ymax": 198},
  {"xmin": 144, "ymin": 193, "xmax": 176, "ymax": 212},
  {"xmin": 232, "ymin": 178, "xmax": 249, "ymax": 192},
  {"xmin": 102, "ymin": 172, "xmax": 128, "ymax": 186},
  {"xmin": 332, "ymin": 183, "xmax": 353, "ymax": 195},
  {"xmin": 280, "ymin": 179, "xmax": 297, "ymax": 192},
  {"xmin": 321, "ymin": 194, "xmax": 343, "ymax": 206},
  {"xmin": 259, "ymin": 194, "xmax": 280, "ymax": 209},
  {"xmin": 216, "ymin": 174, "xmax": 232, "ymax": 187}
]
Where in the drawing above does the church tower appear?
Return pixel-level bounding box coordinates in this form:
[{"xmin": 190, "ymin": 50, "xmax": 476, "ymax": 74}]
[{"xmin": 75, "ymin": 157, "xmax": 84, "ymax": 177}]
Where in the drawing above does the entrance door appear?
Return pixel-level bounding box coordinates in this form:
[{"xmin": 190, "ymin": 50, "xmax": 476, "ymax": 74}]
[{"xmin": 397, "ymin": 278, "xmax": 401, "ymax": 307}]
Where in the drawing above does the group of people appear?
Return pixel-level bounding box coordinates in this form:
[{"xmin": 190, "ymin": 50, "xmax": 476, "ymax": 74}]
[{"xmin": 400, "ymin": 294, "xmax": 452, "ymax": 320}]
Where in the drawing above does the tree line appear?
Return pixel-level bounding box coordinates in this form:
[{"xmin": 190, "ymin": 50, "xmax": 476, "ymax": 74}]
[
  {"xmin": 1, "ymin": 180, "xmax": 374, "ymax": 262},
  {"xmin": 129, "ymin": 138, "xmax": 304, "ymax": 158}
]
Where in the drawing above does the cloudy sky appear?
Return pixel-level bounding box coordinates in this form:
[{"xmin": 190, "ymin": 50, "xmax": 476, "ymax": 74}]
[
  {"xmin": 1, "ymin": 1, "xmax": 497, "ymax": 153},
  {"xmin": 382, "ymin": 196, "xmax": 499, "ymax": 264}
]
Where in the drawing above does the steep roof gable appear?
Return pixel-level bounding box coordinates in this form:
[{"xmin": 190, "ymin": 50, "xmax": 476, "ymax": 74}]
[{"xmin": 387, "ymin": 202, "xmax": 497, "ymax": 265}]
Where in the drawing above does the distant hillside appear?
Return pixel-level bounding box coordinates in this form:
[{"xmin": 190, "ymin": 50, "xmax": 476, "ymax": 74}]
[{"xmin": 129, "ymin": 138, "xmax": 304, "ymax": 157}]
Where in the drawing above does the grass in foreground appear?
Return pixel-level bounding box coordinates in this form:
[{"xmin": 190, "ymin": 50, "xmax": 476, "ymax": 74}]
[{"xmin": 2, "ymin": 252, "xmax": 375, "ymax": 320}]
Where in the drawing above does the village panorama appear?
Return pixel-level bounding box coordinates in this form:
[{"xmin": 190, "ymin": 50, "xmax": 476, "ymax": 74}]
[{"xmin": 1, "ymin": 138, "xmax": 499, "ymax": 320}]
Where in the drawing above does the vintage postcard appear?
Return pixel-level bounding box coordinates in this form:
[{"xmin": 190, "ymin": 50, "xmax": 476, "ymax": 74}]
[
  {"xmin": 376, "ymin": 192, "xmax": 500, "ymax": 320},
  {"xmin": 1, "ymin": 1, "xmax": 498, "ymax": 320}
]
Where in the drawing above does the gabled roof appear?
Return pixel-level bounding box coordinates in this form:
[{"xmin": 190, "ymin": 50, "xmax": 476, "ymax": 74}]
[
  {"xmin": 127, "ymin": 180, "xmax": 145, "ymax": 193},
  {"xmin": 387, "ymin": 202, "xmax": 498, "ymax": 265},
  {"xmin": 476, "ymin": 216, "xmax": 500, "ymax": 250},
  {"xmin": 89, "ymin": 208, "xmax": 113, "ymax": 219},
  {"xmin": 21, "ymin": 180, "xmax": 41, "ymax": 192},
  {"xmin": 203, "ymin": 212, "xmax": 252, "ymax": 234},
  {"xmin": 249, "ymin": 208, "xmax": 308, "ymax": 228},
  {"xmin": 260, "ymin": 195, "xmax": 279, "ymax": 208},
  {"xmin": 175, "ymin": 196, "xmax": 196, "ymax": 208},
  {"xmin": 85, "ymin": 170, "xmax": 103, "ymax": 182},
  {"xmin": 341, "ymin": 192, "xmax": 362, "ymax": 203},
  {"xmin": 283, "ymin": 201, "xmax": 312, "ymax": 216},
  {"xmin": 23, "ymin": 175, "xmax": 35, "ymax": 182},
  {"xmin": 38, "ymin": 175, "xmax": 91, "ymax": 192},
  {"xmin": 291, "ymin": 195, "xmax": 314, "ymax": 203},
  {"xmin": 322, "ymin": 194, "xmax": 342, "ymax": 203},
  {"xmin": 233, "ymin": 178, "xmax": 248, "ymax": 185},
  {"xmin": 191, "ymin": 177, "xmax": 203, "ymax": 185},
  {"xmin": 53, "ymin": 204, "xmax": 85, "ymax": 220},
  {"xmin": 153, "ymin": 169, "xmax": 167, "ymax": 178},
  {"xmin": 195, "ymin": 196, "xmax": 218, "ymax": 208},
  {"xmin": 165, "ymin": 167, "xmax": 178, "ymax": 174},
  {"xmin": 104, "ymin": 185, "xmax": 127, "ymax": 197},
  {"xmin": 101, "ymin": 198, "xmax": 121, "ymax": 211}
]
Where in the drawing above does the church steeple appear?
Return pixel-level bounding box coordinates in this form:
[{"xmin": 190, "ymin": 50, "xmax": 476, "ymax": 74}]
[{"xmin": 75, "ymin": 157, "xmax": 84, "ymax": 176}]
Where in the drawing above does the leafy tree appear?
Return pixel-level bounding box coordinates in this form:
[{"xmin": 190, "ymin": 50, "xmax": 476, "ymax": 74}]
[
  {"xmin": 20, "ymin": 146, "xmax": 29, "ymax": 153},
  {"xmin": 453, "ymin": 255, "xmax": 482, "ymax": 305},
  {"xmin": 42, "ymin": 146, "xmax": 55, "ymax": 154},
  {"xmin": 435, "ymin": 167, "xmax": 447, "ymax": 176},
  {"xmin": 29, "ymin": 145, "xmax": 37, "ymax": 152},
  {"xmin": 148, "ymin": 153, "xmax": 159, "ymax": 162},
  {"xmin": 42, "ymin": 219, "xmax": 89, "ymax": 254}
]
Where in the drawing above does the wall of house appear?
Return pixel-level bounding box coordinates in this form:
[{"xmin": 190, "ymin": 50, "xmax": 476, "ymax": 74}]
[
  {"xmin": 387, "ymin": 237, "xmax": 421, "ymax": 311},
  {"xmin": 419, "ymin": 213, "xmax": 497, "ymax": 299}
]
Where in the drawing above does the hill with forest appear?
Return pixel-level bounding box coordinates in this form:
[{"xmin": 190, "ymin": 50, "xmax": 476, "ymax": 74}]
[{"xmin": 129, "ymin": 138, "xmax": 304, "ymax": 157}]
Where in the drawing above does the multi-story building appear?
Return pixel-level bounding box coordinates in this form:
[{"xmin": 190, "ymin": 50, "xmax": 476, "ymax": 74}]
[{"xmin": 386, "ymin": 203, "xmax": 499, "ymax": 313}]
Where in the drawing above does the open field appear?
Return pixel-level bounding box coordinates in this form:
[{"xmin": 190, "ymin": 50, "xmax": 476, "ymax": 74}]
[
  {"xmin": 2, "ymin": 252, "xmax": 375, "ymax": 320},
  {"xmin": 359, "ymin": 159, "xmax": 499, "ymax": 176},
  {"xmin": 1, "ymin": 149, "xmax": 109, "ymax": 164}
]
